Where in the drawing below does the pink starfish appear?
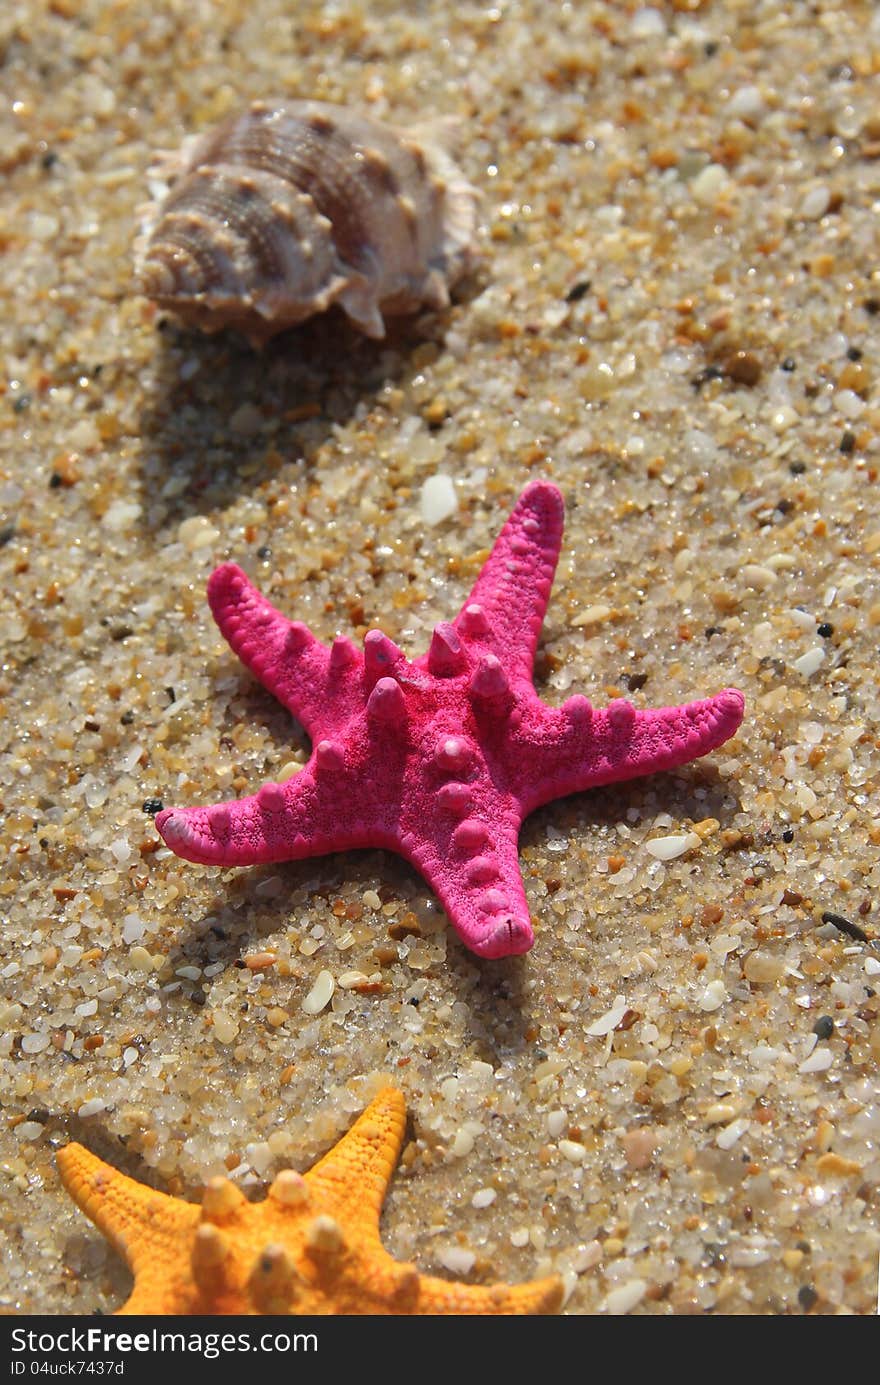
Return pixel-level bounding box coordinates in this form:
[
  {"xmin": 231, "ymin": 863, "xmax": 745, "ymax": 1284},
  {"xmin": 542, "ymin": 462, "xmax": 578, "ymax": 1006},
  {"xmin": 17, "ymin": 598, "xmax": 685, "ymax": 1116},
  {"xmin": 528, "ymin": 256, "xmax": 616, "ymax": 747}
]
[{"xmin": 156, "ymin": 482, "xmax": 744, "ymax": 959}]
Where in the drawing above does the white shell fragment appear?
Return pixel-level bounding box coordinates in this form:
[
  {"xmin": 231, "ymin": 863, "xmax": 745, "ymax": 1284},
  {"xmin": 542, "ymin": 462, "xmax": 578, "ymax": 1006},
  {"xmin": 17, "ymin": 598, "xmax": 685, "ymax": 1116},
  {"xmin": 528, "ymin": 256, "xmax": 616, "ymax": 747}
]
[
  {"xmin": 138, "ymin": 100, "xmax": 478, "ymax": 345},
  {"xmin": 645, "ymin": 831, "xmax": 700, "ymax": 860},
  {"xmin": 302, "ymin": 969, "xmax": 334, "ymax": 1014}
]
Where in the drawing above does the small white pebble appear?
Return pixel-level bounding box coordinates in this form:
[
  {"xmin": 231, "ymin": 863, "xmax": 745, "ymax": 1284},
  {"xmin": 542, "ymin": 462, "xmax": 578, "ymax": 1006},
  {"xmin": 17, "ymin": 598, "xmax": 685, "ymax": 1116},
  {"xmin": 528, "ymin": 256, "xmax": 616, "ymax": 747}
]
[
  {"xmin": 212, "ymin": 1011, "xmax": 238, "ymax": 1044},
  {"xmin": 420, "ymin": 473, "xmax": 458, "ymax": 526},
  {"xmin": 864, "ymin": 957, "xmax": 880, "ymax": 976},
  {"xmin": 741, "ymin": 564, "xmax": 777, "ymax": 590},
  {"xmin": 788, "ymin": 607, "xmax": 816, "ymax": 631},
  {"xmin": 178, "ymin": 515, "xmax": 220, "ymax": 550},
  {"xmin": 630, "ymin": 6, "xmax": 665, "ymax": 38},
  {"xmin": 716, "ymin": 1117, "xmax": 750, "ymax": 1150},
  {"xmin": 605, "ymin": 1279, "xmax": 648, "ymax": 1314},
  {"xmin": 302, "ymin": 969, "xmax": 335, "ymax": 1015},
  {"xmin": 510, "ymin": 1228, "xmax": 530, "ymax": 1248},
  {"xmin": 122, "ymin": 914, "xmax": 145, "ymax": 945},
  {"xmin": 123, "ymin": 1046, "xmax": 138, "ymax": 1068},
  {"xmin": 14, "ymin": 1121, "xmax": 45, "ymax": 1141},
  {"xmin": 20, "ymin": 1033, "xmax": 50, "ymax": 1054},
  {"xmin": 102, "ymin": 499, "xmax": 142, "ymax": 532},
  {"xmin": 793, "ymin": 647, "xmax": 824, "ymax": 678},
  {"xmin": 435, "ymin": 1245, "xmax": 475, "ymax": 1275},
  {"xmin": 743, "ymin": 950, "xmax": 785, "ymax": 984},
  {"xmin": 585, "ymin": 994, "xmax": 628, "ymax": 1036},
  {"xmin": 835, "ymin": 388, "xmax": 864, "ymax": 420},
  {"xmin": 705, "ymin": 1101, "xmax": 741, "ymax": 1125},
  {"xmin": 75, "ymin": 999, "xmax": 98, "ymax": 1017},
  {"xmin": 558, "ymin": 1139, "xmax": 587, "ymax": 1163},
  {"xmin": 691, "ymin": 163, "xmax": 731, "ymax": 205},
  {"xmin": 726, "ymin": 85, "xmax": 765, "ymax": 119},
  {"xmin": 697, "ymin": 978, "xmax": 728, "ymax": 1012},
  {"xmin": 77, "ymin": 1099, "xmax": 107, "ymax": 1118},
  {"xmin": 338, "ymin": 970, "xmax": 370, "ymax": 989},
  {"xmin": 31, "ymin": 212, "xmax": 59, "ymax": 240},
  {"xmin": 128, "ymin": 946, "xmax": 153, "ymax": 972},
  {"xmin": 800, "ymin": 185, "xmax": 831, "ymax": 220},
  {"xmin": 471, "ymin": 1188, "xmax": 496, "ymax": 1209},
  {"xmin": 682, "ymin": 428, "xmax": 718, "ymax": 467},
  {"xmin": 547, "ymin": 1109, "xmax": 567, "ymax": 1138},
  {"xmin": 645, "ymin": 831, "xmax": 700, "ymax": 861},
  {"xmin": 573, "ymin": 1241, "xmax": 603, "ymax": 1273},
  {"xmin": 771, "ymin": 405, "xmax": 799, "ymax": 433},
  {"xmin": 572, "ymin": 602, "xmax": 612, "ymax": 628},
  {"xmin": 799, "ymin": 1047, "xmax": 833, "ymax": 1074}
]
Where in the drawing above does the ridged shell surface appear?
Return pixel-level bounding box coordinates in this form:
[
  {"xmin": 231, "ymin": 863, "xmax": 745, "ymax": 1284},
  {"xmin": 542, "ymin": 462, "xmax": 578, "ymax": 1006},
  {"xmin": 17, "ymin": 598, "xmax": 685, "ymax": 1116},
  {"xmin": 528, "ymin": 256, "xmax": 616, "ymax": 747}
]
[{"xmin": 138, "ymin": 100, "xmax": 477, "ymax": 344}]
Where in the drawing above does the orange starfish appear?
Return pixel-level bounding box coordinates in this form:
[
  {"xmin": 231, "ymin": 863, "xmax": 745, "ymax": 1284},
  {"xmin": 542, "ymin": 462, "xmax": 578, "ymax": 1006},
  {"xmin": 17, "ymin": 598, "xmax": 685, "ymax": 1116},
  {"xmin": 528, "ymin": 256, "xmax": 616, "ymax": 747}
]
[{"xmin": 57, "ymin": 1086, "xmax": 562, "ymax": 1315}]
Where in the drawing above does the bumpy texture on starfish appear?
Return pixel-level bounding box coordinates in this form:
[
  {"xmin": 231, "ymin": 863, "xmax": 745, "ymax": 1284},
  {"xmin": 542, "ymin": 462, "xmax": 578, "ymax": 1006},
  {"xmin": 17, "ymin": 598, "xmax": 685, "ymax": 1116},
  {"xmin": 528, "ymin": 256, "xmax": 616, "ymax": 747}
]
[
  {"xmin": 56, "ymin": 1086, "xmax": 562, "ymax": 1315},
  {"xmin": 157, "ymin": 481, "xmax": 744, "ymax": 958}
]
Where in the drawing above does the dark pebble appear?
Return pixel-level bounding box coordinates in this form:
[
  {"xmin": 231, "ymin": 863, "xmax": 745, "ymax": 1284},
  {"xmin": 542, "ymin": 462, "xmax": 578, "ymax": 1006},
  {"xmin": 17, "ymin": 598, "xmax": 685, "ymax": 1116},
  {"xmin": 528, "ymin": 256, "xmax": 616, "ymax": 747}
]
[
  {"xmin": 789, "ymin": 460, "xmax": 807, "ymax": 475},
  {"xmin": 846, "ymin": 345, "xmax": 863, "ymax": 361},
  {"xmin": 782, "ymin": 828, "xmax": 795, "ymax": 843},
  {"xmin": 798, "ymin": 1285, "xmax": 818, "ymax": 1311},
  {"xmin": 27, "ymin": 1108, "xmax": 50, "ymax": 1124},
  {"xmin": 256, "ymin": 545, "xmax": 272, "ymax": 560},
  {"xmin": 141, "ymin": 797, "xmax": 164, "ymax": 816},
  {"xmin": 119, "ymin": 710, "xmax": 135, "ymax": 726},
  {"xmin": 812, "ymin": 1015, "xmax": 834, "ymax": 1040},
  {"xmin": 839, "ymin": 430, "xmax": 856, "ymax": 454},
  {"xmin": 49, "ymin": 473, "xmax": 63, "ymax": 489},
  {"xmin": 724, "ymin": 350, "xmax": 763, "ymax": 386},
  {"xmin": 781, "ymin": 357, "xmax": 796, "ymax": 371},
  {"xmin": 817, "ymin": 622, "xmax": 833, "ymax": 638},
  {"xmin": 821, "ymin": 910, "xmax": 869, "ymax": 942},
  {"xmin": 13, "ymin": 394, "xmax": 31, "ymax": 414},
  {"xmin": 0, "ymin": 524, "xmax": 15, "ymax": 547},
  {"xmin": 565, "ymin": 279, "xmax": 591, "ymax": 303},
  {"xmin": 625, "ymin": 671, "xmax": 648, "ymax": 692},
  {"xmin": 864, "ymin": 297, "xmax": 880, "ymax": 315}
]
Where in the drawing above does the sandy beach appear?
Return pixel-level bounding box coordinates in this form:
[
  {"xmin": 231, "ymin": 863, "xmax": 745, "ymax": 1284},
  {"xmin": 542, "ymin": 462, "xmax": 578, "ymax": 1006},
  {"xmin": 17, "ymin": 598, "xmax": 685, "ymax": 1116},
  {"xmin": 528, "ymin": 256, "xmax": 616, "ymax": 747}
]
[{"xmin": 1, "ymin": 0, "xmax": 878, "ymax": 1315}]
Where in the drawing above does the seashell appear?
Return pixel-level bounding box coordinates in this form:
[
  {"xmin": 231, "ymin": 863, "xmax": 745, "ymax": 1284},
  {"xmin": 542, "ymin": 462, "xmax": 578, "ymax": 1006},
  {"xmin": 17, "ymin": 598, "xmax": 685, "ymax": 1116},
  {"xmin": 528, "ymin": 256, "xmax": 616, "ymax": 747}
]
[{"xmin": 137, "ymin": 99, "xmax": 478, "ymax": 346}]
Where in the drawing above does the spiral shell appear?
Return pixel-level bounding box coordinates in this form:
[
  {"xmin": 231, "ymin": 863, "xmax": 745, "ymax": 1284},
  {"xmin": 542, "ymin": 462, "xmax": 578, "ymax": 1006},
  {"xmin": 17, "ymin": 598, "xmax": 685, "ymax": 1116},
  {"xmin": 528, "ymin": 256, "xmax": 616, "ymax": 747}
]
[{"xmin": 138, "ymin": 100, "xmax": 477, "ymax": 345}]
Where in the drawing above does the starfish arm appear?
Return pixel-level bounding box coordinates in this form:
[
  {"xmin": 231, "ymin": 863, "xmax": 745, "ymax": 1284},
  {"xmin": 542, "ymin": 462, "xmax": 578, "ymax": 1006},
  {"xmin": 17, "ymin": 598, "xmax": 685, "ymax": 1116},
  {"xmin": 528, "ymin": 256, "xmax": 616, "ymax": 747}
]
[
  {"xmin": 304, "ymin": 1087, "xmax": 406, "ymax": 1247},
  {"xmin": 413, "ymin": 1272, "xmax": 564, "ymax": 1315},
  {"xmin": 349, "ymin": 1251, "xmax": 563, "ymax": 1314},
  {"xmin": 402, "ymin": 810, "xmax": 534, "ymax": 960},
  {"xmin": 155, "ymin": 757, "xmax": 389, "ymax": 867},
  {"xmin": 510, "ymin": 687, "xmax": 745, "ymax": 814},
  {"xmin": 56, "ymin": 1144, "xmax": 199, "ymax": 1308},
  {"xmin": 449, "ymin": 481, "xmax": 564, "ymax": 681},
  {"xmin": 208, "ymin": 563, "xmax": 364, "ymax": 739}
]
